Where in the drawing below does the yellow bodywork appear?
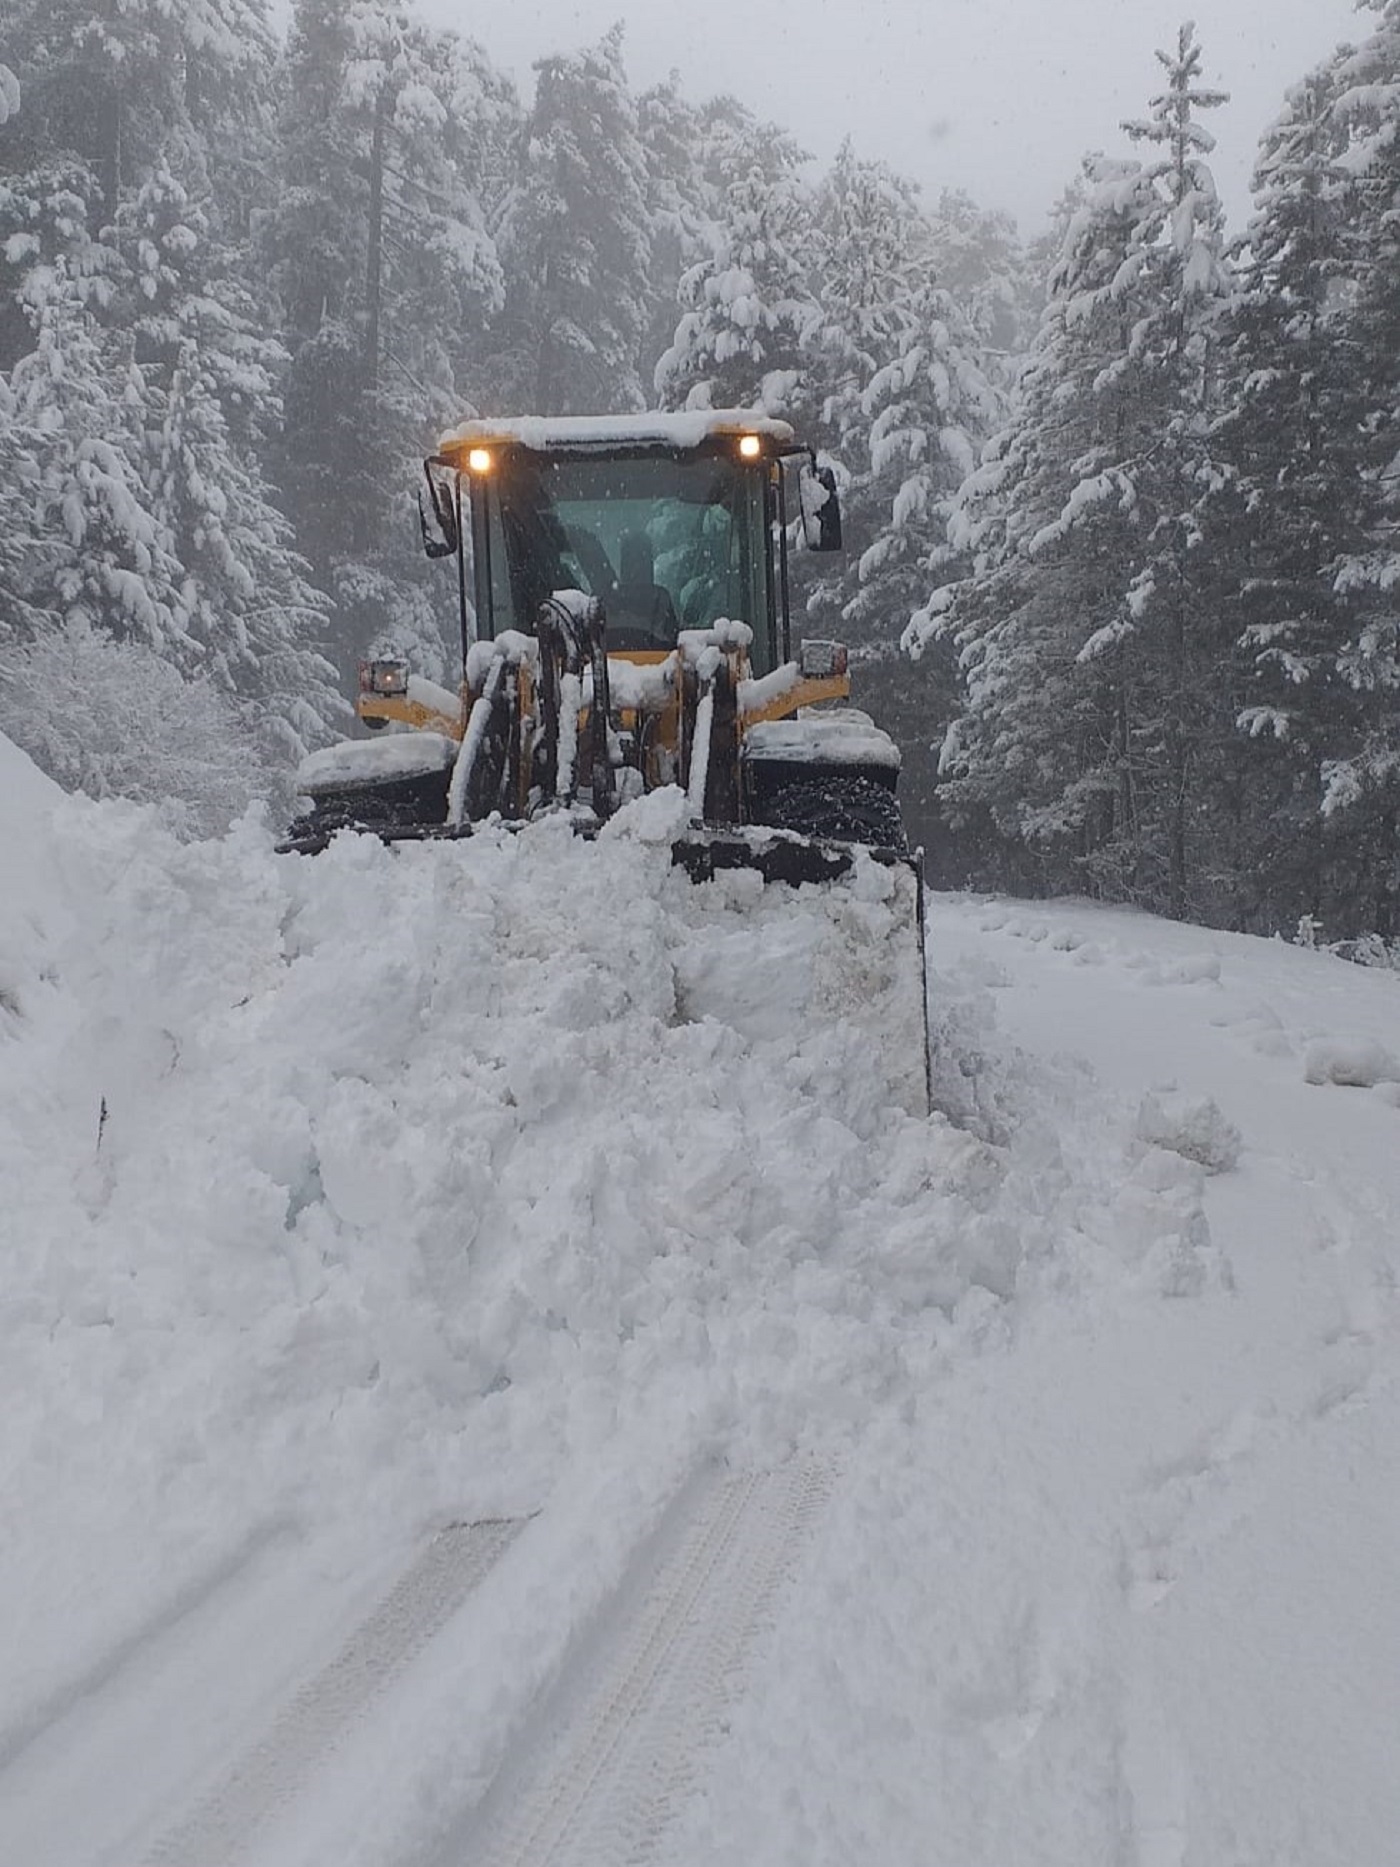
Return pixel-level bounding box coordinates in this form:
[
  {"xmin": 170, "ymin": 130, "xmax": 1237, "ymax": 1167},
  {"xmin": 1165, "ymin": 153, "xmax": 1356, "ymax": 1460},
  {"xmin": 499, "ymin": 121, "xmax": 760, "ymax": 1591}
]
[
  {"xmin": 357, "ymin": 692, "xmax": 465, "ymax": 737},
  {"xmin": 357, "ymin": 653, "xmax": 852, "ymax": 781}
]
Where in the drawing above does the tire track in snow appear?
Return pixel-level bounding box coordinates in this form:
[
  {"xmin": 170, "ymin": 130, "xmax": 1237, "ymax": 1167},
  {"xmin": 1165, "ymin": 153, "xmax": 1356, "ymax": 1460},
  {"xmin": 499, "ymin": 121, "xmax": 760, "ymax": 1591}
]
[
  {"xmin": 447, "ymin": 1459, "xmax": 833, "ymax": 1867},
  {"xmin": 144, "ymin": 1518, "xmax": 523, "ymax": 1867}
]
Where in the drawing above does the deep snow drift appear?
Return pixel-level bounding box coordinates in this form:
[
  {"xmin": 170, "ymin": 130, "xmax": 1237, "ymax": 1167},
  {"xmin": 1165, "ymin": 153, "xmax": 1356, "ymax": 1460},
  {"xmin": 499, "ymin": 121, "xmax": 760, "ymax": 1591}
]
[{"xmin": 4, "ymin": 731, "xmax": 1400, "ymax": 1866}]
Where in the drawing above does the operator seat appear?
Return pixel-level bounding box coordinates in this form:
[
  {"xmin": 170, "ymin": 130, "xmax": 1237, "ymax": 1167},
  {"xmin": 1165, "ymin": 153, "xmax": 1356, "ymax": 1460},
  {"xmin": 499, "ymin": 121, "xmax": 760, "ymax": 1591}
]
[{"xmin": 610, "ymin": 531, "xmax": 679, "ymax": 650}]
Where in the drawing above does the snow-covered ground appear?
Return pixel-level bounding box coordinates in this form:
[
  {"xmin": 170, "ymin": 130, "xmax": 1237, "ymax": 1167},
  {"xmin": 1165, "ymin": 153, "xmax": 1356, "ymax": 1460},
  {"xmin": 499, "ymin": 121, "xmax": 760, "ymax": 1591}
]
[{"xmin": 4, "ymin": 729, "xmax": 1400, "ymax": 1866}]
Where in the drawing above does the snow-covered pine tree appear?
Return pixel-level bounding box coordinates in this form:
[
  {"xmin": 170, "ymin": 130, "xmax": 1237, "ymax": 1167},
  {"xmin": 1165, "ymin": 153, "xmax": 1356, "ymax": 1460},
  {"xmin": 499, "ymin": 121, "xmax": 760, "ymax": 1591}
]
[
  {"xmin": 654, "ymin": 110, "xmax": 818, "ymax": 415},
  {"xmin": 6, "ymin": 251, "xmax": 186, "ymax": 655},
  {"xmin": 925, "ymin": 29, "xmax": 1234, "ymax": 916},
  {"xmin": 920, "ymin": 156, "xmax": 1169, "ymax": 897},
  {"xmin": 0, "ymin": 371, "xmax": 44, "ymax": 641},
  {"xmin": 793, "ymin": 145, "xmax": 1001, "ymax": 861},
  {"xmin": 1312, "ymin": 1, "xmax": 1400, "ymax": 933},
  {"xmin": 1107, "ymin": 21, "xmax": 1234, "ymax": 918},
  {"xmin": 923, "ymin": 188, "xmax": 1030, "ymax": 379},
  {"xmin": 1210, "ymin": 66, "xmax": 1378, "ymax": 931},
  {"xmin": 1, "ymin": 0, "xmax": 272, "ymax": 227},
  {"xmin": 635, "ymin": 73, "xmax": 716, "ymax": 390},
  {"xmin": 267, "ymin": 0, "xmax": 511, "ymax": 674},
  {"xmin": 491, "ymin": 25, "xmax": 651, "ymax": 414},
  {"xmin": 119, "ymin": 160, "xmax": 342, "ymax": 760}
]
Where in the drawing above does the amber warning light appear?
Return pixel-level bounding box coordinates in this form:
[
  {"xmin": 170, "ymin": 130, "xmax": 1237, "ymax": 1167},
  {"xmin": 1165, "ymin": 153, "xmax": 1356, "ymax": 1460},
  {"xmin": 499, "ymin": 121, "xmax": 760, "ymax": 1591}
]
[
  {"xmin": 798, "ymin": 640, "xmax": 848, "ymax": 679},
  {"xmin": 466, "ymin": 447, "xmax": 493, "ymax": 473}
]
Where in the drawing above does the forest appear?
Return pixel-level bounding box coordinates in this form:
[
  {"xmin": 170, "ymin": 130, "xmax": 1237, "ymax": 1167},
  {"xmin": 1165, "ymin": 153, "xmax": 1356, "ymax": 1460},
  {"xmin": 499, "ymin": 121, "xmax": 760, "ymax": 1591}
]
[{"xmin": 0, "ymin": 1, "xmax": 1396, "ymax": 942}]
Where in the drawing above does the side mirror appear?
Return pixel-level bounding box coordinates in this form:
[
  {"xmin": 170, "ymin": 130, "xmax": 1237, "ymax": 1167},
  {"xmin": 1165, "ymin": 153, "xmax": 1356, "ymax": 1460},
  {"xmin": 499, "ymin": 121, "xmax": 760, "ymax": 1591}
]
[
  {"xmin": 418, "ymin": 458, "xmax": 459, "ymax": 559},
  {"xmin": 799, "ymin": 460, "xmax": 843, "ymax": 553}
]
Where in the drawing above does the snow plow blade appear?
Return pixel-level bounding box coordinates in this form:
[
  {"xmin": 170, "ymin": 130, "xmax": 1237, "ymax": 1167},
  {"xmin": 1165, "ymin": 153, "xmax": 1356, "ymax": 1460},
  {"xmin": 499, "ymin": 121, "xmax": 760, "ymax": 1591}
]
[
  {"xmin": 277, "ymin": 818, "xmax": 473, "ymax": 856},
  {"xmin": 673, "ymin": 824, "xmax": 898, "ymax": 887},
  {"xmin": 672, "ymin": 828, "xmax": 932, "ymax": 1119}
]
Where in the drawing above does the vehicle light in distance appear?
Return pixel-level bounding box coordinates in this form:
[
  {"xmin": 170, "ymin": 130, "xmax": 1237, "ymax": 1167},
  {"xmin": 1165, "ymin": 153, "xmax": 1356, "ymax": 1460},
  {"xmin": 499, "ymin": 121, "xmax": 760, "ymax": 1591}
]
[
  {"xmin": 359, "ymin": 658, "xmax": 410, "ymax": 698},
  {"xmin": 798, "ymin": 639, "xmax": 849, "ymax": 678}
]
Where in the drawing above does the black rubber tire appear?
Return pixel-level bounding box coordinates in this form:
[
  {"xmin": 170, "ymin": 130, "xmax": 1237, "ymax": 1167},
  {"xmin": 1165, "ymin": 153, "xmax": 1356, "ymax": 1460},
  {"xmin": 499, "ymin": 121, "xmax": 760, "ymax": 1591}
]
[{"xmin": 757, "ymin": 774, "xmax": 908, "ymax": 851}]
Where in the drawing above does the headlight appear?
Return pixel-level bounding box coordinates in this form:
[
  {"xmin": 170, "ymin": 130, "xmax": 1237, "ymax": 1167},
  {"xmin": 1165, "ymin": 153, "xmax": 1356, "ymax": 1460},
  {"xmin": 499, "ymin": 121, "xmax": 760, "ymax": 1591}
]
[{"xmin": 359, "ymin": 658, "xmax": 410, "ymax": 698}]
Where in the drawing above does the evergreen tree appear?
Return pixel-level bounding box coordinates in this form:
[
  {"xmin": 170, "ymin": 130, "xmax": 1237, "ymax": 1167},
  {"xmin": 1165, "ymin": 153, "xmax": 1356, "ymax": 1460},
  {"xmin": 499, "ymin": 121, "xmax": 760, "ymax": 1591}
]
[
  {"xmin": 121, "ymin": 161, "xmax": 341, "ymax": 755},
  {"xmin": 1210, "ymin": 67, "xmax": 1377, "ymax": 929},
  {"xmin": 925, "ymin": 157, "xmax": 1182, "ymax": 898},
  {"xmin": 655, "ymin": 111, "xmax": 817, "ymax": 414},
  {"xmin": 7, "ymin": 253, "xmax": 186, "ymax": 653},
  {"xmin": 1314, "ymin": 1, "xmax": 1400, "ymax": 930},
  {"xmin": 927, "ymin": 30, "xmax": 1233, "ymax": 916},
  {"xmin": 492, "ymin": 25, "xmax": 651, "ymax": 413},
  {"xmin": 1, "ymin": 0, "xmax": 273, "ymax": 227},
  {"xmin": 794, "ymin": 147, "xmax": 1001, "ymax": 860},
  {"xmin": 635, "ymin": 73, "xmax": 715, "ymax": 387},
  {"xmin": 923, "ymin": 188, "xmax": 1029, "ymax": 375},
  {"xmin": 1108, "ymin": 21, "xmax": 1233, "ymax": 916},
  {"xmin": 266, "ymin": 0, "xmax": 510, "ymax": 673}
]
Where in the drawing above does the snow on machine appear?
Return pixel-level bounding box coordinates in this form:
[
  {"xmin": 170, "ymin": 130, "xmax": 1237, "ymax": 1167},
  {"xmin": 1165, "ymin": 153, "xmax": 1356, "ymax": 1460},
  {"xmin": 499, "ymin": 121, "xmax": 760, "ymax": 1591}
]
[{"xmin": 284, "ymin": 411, "xmax": 930, "ymax": 1110}]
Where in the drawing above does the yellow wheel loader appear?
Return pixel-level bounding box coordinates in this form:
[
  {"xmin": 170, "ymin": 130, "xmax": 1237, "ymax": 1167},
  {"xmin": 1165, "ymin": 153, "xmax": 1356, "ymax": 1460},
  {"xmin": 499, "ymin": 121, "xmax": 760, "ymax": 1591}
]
[{"xmin": 284, "ymin": 411, "xmax": 930, "ymax": 1108}]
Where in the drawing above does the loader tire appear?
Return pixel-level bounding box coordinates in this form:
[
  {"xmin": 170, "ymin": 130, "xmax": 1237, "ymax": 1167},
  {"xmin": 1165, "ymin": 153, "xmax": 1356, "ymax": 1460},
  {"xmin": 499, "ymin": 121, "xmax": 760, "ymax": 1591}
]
[{"xmin": 759, "ymin": 774, "xmax": 907, "ymax": 852}]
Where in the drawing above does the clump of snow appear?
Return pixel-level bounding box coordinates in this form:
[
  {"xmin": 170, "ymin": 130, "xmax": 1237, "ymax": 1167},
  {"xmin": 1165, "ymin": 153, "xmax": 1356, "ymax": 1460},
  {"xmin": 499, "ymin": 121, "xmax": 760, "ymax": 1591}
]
[
  {"xmin": 598, "ymin": 782, "xmax": 691, "ymax": 845},
  {"xmin": 1303, "ymin": 1038, "xmax": 1400, "ymax": 1089},
  {"xmin": 1135, "ymin": 1090, "xmax": 1242, "ymax": 1172},
  {"xmin": 296, "ymin": 731, "xmax": 457, "ymax": 793},
  {"xmin": 678, "ymin": 619, "xmax": 753, "ymax": 659},
  {"xmin": 465, "ymin": 630, "xmax": 537, "ymax": 689},
  {"xmin": 440, "ymin": 410, "xmax": 794, "ymax": 454}
]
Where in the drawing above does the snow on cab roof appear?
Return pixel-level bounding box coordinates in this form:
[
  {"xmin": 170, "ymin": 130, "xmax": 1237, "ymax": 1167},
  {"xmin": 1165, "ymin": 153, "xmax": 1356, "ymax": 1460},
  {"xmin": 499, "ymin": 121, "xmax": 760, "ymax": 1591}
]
[{"xmin": 437, "ymin": 410, "xmax": 796, "ymax": 456}]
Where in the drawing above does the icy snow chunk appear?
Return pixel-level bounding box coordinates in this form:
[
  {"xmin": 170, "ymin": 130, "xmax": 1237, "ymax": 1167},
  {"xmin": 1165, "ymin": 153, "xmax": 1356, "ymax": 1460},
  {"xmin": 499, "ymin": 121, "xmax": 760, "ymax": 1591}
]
[
  {"xmin": 599, "ymin": 784, "xmax": 691, "ymax": 845},
  {"xmin": 1135, "ymin": 1092, "xmax": 1242, "ymax": 1173},
  {"xmin": 296, "ymin": 733, "xmax": 457, "ymax": 794},
  {"xmin": 1303, "ymin": 1039, "xmax": 1400, "ymax": 1089}
]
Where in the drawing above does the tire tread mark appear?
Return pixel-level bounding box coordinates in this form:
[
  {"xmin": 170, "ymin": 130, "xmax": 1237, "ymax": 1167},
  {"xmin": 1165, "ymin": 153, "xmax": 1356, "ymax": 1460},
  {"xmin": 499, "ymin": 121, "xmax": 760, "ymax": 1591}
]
[
  {"xmin": 144, "ymin": 1518, "xmax": 522, "ymax": 1867},
  {"xmin": 465, "ymin": 1459, "xmax": 832, "ymax": 1867}
]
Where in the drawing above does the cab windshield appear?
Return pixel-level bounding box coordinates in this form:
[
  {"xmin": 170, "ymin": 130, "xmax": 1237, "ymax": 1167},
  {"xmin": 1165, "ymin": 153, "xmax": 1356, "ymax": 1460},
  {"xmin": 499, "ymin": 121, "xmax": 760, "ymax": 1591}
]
[{"xmin": 477, "ymin": 453, "xmax": 775, "ymax": 671}]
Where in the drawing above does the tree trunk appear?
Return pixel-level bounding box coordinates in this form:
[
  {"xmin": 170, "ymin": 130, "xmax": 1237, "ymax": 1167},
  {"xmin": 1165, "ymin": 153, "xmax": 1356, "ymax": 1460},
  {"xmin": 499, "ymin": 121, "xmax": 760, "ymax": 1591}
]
[
  {"xmin": 363, "ymin": 84, "xmax": 392, "ymax": 391},
  {"xmin": 96, "ymin": 80, "xmax": 122, "ymax": 230}
]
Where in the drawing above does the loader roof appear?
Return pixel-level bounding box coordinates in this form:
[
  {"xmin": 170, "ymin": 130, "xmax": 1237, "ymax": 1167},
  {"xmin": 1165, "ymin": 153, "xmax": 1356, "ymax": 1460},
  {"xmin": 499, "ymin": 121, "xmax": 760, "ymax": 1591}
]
[{"xmin": 437, "ymin": 410, "xmax": 796, "ymax": 460}]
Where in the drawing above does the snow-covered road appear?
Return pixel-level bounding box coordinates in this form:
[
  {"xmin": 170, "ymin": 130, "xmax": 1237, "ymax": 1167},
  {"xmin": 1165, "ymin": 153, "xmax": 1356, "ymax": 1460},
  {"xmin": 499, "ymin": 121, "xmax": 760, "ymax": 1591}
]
[{"xmin": 5, "ymin": 731, "xmax": 1400, "ymax": 1865}]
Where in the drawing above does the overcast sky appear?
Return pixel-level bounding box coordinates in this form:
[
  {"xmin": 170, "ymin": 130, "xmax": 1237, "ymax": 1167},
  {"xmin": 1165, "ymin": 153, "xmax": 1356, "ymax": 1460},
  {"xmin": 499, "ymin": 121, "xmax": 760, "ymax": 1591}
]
[{"xmin": 431, "ymin": 0, "xmax": 1366, "ymax": 233}]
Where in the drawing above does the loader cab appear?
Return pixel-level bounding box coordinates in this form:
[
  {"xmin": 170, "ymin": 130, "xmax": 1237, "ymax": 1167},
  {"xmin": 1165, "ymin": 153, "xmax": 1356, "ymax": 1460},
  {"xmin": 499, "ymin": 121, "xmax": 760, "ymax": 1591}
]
[{"xmin": 431, "ymin": 416, "xmax": 833, "ymax": 679}]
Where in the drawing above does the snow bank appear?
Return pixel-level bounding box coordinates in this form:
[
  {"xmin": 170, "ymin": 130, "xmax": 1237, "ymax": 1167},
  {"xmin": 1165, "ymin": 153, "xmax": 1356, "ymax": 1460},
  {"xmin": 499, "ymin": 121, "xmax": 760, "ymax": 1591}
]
[
  {"xmin": 0, "ymin": 776, "xmax": 975, "ymax": 1758},
  {"xmin": 12, "ymin": 805, "xmax": 1400, "ymax": 1866}
]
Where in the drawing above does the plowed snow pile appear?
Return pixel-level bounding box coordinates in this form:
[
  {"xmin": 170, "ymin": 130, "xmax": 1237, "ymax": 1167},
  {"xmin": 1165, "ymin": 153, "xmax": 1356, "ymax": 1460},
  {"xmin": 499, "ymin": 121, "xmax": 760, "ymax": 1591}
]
[{"xmin": 5, "ymin": 729, "xmax": 1400, "ymax": 1867}]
